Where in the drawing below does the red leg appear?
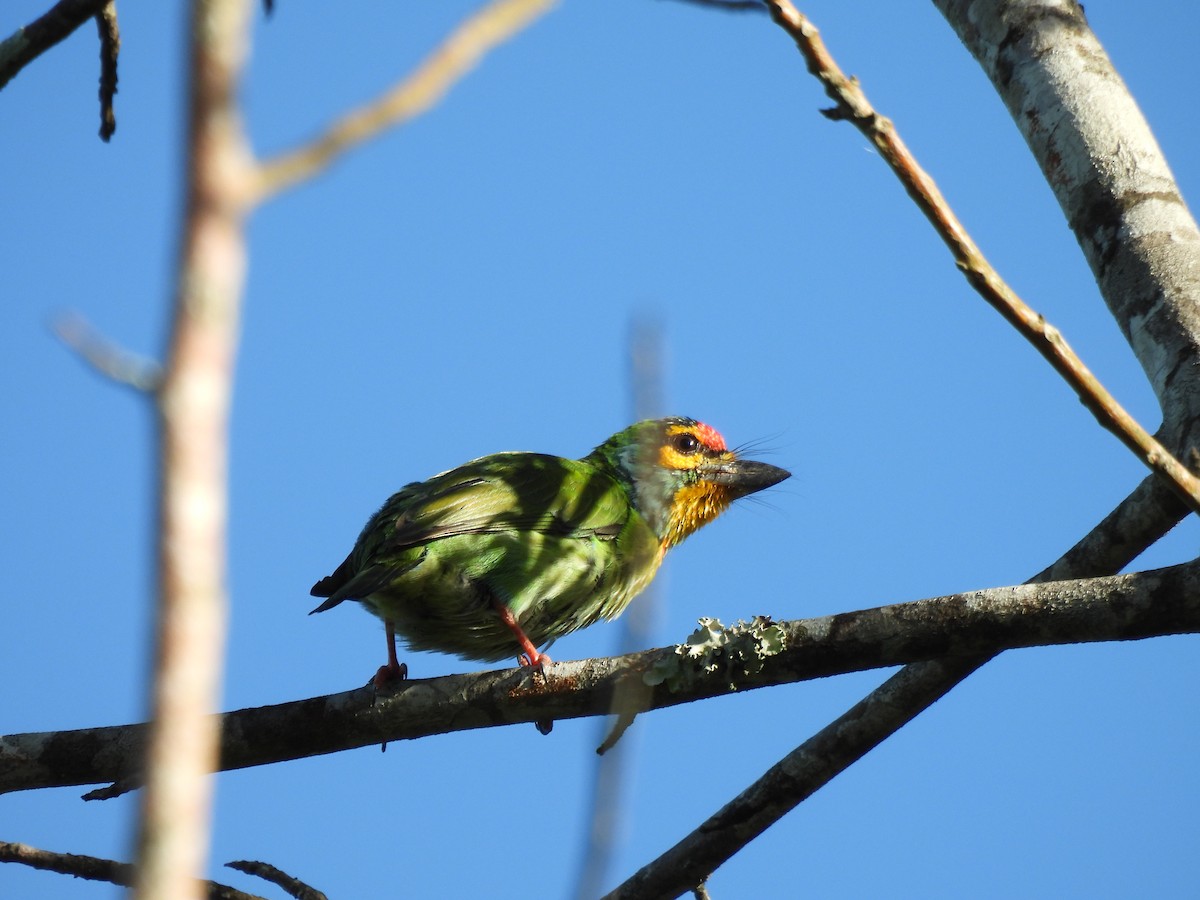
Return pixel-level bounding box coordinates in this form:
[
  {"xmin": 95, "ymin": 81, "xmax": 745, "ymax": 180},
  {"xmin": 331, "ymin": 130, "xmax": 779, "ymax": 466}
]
[
  {"xmin": 494, "ymin": 603, "xmax": 550, "ymax": 668},
  {"xmin": 373, "ymin": 619, "xmax": 408, "ymax": 688}
]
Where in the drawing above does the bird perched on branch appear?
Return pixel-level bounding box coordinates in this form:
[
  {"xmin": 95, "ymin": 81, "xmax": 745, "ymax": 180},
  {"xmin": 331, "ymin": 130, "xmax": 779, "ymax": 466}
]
[{"xmin": 311, "ymin": 417, "xmax": 789, "ymax": 686}]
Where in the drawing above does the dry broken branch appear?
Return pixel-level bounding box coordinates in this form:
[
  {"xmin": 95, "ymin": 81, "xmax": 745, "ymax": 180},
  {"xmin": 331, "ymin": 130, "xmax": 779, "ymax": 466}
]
[{"xmin": 95, "ymin": 2, "xmax": 118, "ymax": 140}]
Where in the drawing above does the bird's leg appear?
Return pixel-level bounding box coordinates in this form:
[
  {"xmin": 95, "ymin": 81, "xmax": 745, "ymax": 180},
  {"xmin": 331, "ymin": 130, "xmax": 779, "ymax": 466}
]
[
  {"xmin": 493, "ymin": 603, "xmax": 551, "ymax": 669},
  {"xmin": 373, "ymin": 619, "xmax": 408, "ymax": 688},
  {"xmin": 493, "ymin": 602, "xmax": 554, "ymax": 735}
]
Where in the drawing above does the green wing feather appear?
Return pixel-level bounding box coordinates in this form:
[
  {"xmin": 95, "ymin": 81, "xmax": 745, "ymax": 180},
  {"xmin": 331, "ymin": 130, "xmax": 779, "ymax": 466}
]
[{"xmin": 311, "ymin": 452, "xmax": 635, "ymax": 609}]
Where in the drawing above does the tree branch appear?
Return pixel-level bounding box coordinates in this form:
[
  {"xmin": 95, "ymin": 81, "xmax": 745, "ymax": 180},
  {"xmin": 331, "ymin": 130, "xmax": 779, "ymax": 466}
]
[
  {"xmin": 250, "ymin": 0, "xmax": 559, "ymax": 203},
  {"xmin": 602, "ymin": 4, "xmax": 1200, "ymax": 890},
  {"xmin": 133, "ymin": 0, "xmax": 255, "ymax": 897},
  {"xmin": 0, "ymin": 841, "xmax": 266, "ymax": 900},
  {"xmin": 933, "ymin": 0, "xmax": 1200, "ymax": 446},
  {"xmin": 764, "ymin": 0, "xmax": 1200, "ymax": 516},
  {"xmin": 225, "ymin": 860, "xmax": 328, "ymax": 900},
  {"xmin": 4, "ymin": 558, "xmax": 1200, "ymax": 797},
  {"xmin": 52, "ymin": 311, "xmax": 162, "ymax": 392},
  {"xmin": 0, "ymin": 0, "xmax": 110, "ymax": 90},
  {"xmin": 603, "ymin": 479, "xmax": 1185, "ymax": 900}
]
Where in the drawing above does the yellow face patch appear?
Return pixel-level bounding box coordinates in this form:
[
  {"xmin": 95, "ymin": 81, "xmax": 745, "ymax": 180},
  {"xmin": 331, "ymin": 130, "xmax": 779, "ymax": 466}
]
[{"xmin": 662, "ymin": 480, "xmax": 734, "ymax": 549}]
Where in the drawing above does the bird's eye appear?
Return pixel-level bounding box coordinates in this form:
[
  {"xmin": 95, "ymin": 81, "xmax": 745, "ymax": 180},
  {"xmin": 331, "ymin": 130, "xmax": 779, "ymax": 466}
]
[{"xmin": 671, "ymin": 432, "xmax": 701, "ymax": 454}]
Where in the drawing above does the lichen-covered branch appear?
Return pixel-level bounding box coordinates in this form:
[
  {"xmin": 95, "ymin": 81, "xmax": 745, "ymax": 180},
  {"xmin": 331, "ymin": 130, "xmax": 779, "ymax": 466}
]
[{"xmin": 4, "ymin": 558, "xmax": 1200, "ymax": 797}]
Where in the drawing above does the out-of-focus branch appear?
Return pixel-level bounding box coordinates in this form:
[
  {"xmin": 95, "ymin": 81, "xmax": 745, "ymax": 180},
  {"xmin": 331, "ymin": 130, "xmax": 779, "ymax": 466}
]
[
  {"xmin": 133, "ymin": 0, "xmax": 255, "ymax": 898},
  {"xmin": 0, "ymin": 841, "xmax": 266, "ymax": 900},
  {"xmin": 574, "ymin": 318, "xmax": 666, "ymax": 900},
  {"xmin": 765, "ymin": 0, "xmax": 1200, "ymax": 517},
  {"xmin": 5, "ymin": 556, "xmax": 1200, "ymax": 796},
  {"xmin": 0, "ymin": 0, "xmax": 110, "ymax": 90},
  {"xmin": 250, "ymin": 0, "xmax": 558, "ymax": 203},
  {"xmin": 95, "ymin": 2, "xmax": 118, "ymax": 140},
  {"xmin": 52, "ymin": 311, "xmax": 162, "ymax": 392}
]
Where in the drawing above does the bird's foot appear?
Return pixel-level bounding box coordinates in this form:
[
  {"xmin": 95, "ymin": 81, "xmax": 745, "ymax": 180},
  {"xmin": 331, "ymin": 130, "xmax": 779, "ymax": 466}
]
[
  {"xmin": 371, "ymin": 660, "xmax": 408, "ymax": 690},
  {"xmin": 517, "ymin": 651, "xmax": 554, "ymax": 735},
  {"xmin": 518, "ymin": 649, "xmax": 552, "ymax": 670}
]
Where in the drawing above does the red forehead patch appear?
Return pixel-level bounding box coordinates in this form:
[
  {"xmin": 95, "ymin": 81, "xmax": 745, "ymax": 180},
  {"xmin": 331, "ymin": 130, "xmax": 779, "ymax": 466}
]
[{"xmin": 694, "ymin": 421, "xmax": 727, "ymax": 452}]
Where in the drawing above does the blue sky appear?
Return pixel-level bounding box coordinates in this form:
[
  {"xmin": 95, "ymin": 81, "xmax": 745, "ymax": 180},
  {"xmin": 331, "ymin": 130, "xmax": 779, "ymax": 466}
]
[{"xmin": 4, "ymin": 1, "xmax": 1200, "ymax": 897}]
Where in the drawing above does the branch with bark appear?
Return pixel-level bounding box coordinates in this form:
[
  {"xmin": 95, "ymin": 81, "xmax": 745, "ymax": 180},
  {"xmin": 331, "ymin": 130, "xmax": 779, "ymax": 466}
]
[{"xmin": 4, "ymin": 559, "xmax": 1199, "ymax": 798}]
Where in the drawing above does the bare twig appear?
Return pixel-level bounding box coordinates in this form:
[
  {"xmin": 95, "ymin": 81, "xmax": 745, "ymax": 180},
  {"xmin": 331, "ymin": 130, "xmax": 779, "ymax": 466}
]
[
  {"xmin": 0, "ymin": 0, "xmax": 110, "ymax": 90},
  {"xmin": 251, "ymin": 0, "xmax": 558, "ymax": 202},
  {"xmin": 132, "ymin": 0, "xmax": 255, "ymax": 897},
  {"xmin": 53, "ymin": 311, "xmax": 162, "ymax": 391},
  {"xmin": 0, "ymin": 841, "xmax": 266, "ymax": 900},
  {"xmin": 95, "ymin": 1, "xmax": 119, "ymax": 140},
  {"xmin": 4, "ymin": 555, "xmax": 1199, "ymax": 796},
  {"xmin": 226, "ymin": 860, "xmax": 328, "ymax": 900},
  {"xmin": 764, "ymin": 0, "xmax": 1200, "ymax": 518}
]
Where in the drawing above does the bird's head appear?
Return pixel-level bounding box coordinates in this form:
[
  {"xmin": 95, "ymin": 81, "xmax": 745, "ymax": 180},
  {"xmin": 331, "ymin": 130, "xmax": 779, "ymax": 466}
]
[{"xmin": 586, "ymin": 417, "xmax": 790, "ymax": 549}]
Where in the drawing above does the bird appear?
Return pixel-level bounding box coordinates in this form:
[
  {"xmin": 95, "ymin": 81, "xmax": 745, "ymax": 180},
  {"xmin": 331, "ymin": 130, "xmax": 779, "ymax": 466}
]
[{"xmin": 310, "ymin": 416, "xmax": 790, "ymax": 686}]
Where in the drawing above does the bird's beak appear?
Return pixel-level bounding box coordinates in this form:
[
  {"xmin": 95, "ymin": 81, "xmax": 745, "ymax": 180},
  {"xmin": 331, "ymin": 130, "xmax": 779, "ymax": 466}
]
[{"xmin": 702, "ymin": 458, "xmax": 791, "ymax": 498}]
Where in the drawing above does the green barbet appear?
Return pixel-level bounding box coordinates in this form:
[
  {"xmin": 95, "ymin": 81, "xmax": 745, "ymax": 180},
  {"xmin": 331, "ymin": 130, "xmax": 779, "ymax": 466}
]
[{"xmin": 311, "ymin": 417, "xmax": 789, "ymax": 684}]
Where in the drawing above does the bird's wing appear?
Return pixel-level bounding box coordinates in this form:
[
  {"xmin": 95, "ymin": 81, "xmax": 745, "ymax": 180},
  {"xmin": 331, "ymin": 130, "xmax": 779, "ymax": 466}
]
[
  {"xmin": 309, "ymin": 453, "xmax": 632, "ymax": 611},
  {"xmin": 379, "ymin": 452, "xmax": 630, "ymax": 551}
]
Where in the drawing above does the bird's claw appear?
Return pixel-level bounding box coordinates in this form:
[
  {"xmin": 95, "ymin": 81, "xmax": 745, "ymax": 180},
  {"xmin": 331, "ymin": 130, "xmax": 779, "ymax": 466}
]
[
  {"xmin": 371, "ymin": 661, "xmax": 408, "ymax": 690},
  {"xmin": 518, "ymin": 650, "xmax": 552, "ymax": 671}
]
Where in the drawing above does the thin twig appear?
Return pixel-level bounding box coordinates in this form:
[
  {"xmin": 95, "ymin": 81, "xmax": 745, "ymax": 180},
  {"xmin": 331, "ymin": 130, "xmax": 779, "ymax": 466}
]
[
  {"xmin": 0, "ymin": 841, "xmax": 266, "ymax": 900},
  {"xmin": 764, "ymin": 0, "xmax": 1200, "ymax": 518},
  {"xmin": 53, "ymin": 311, "xmax": 162, "ymax": 392},
  {"xmin": 251, "ymin": 0, "xmax": 558, "ymax": 202},
  {"xmin": 133, "ymin": 0, "xmax": 255, "ymax": 897},
  {"xmin": 95, "ymin": 1, "xmax": 119, "ymax": 140},
  {"xmin": 0, "ymin": 0, "xmax": 110, "ymax": 90},
  {"xmin": 226, "ymin": 860, "xmax": 328, "ymax": 900}
]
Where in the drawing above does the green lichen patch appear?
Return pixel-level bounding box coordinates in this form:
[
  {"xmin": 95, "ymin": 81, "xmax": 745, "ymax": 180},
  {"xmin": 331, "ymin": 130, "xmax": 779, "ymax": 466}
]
[{"xmin": 644, "ymin": 616, "xmax": 787, "ymax": 692}]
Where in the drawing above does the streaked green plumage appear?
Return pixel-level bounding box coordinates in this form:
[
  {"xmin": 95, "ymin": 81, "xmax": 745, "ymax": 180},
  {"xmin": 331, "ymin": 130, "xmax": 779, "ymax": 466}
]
[{"xmin": 311, "ymin": 417, "xmax": 789, "ymax": 672}]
